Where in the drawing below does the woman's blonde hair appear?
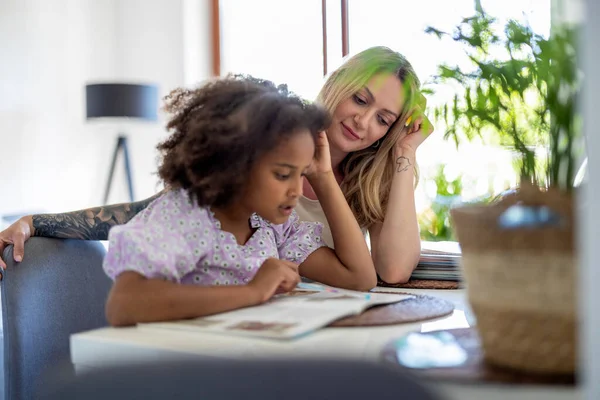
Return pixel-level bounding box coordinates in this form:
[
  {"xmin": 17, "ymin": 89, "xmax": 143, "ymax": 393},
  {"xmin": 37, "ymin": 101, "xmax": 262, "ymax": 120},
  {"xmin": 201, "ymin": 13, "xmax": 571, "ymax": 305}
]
[{"xmin": 316, "ymin": 46, "xmax": 422, "ymax": 228}]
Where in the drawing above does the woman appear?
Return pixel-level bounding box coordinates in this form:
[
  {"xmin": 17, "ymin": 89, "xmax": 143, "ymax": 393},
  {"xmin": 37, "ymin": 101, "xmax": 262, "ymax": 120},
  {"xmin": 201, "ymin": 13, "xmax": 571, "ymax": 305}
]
[{"xmin": 0, "ymin": 46, "xmax": 433, "ymax": 283}]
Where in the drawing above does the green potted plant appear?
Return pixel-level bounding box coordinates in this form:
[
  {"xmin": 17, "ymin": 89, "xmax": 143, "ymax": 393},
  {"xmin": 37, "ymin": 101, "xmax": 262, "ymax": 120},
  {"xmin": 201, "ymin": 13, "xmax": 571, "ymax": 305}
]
[{"xmin": 426, "ymin": 0, "xmax": 583, "ymax": 374}]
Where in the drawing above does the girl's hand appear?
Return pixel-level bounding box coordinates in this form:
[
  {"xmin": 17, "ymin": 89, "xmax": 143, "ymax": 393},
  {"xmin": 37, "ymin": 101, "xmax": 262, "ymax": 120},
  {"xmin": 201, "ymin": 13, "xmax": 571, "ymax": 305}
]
[
  {"xmin": 305, "ymin": 131, "xmax": 332, "ymax": 178},
  {"xmin": 248, "ymin": 258, "xmax": 300, "ymax": 303}
]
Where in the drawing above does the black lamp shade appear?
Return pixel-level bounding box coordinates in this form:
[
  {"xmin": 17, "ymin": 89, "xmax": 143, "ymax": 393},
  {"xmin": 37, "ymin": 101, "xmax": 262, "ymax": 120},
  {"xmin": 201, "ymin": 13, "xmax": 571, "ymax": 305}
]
[{"xmin": 85, "ymin": 83, "xmax": 158, "ymax": 121}]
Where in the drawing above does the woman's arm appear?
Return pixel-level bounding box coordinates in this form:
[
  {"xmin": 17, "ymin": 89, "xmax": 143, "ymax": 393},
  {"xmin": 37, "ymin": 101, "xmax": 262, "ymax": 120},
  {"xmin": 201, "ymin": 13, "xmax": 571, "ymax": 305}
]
[
  {"xmin": 32, "ymin": 190, "xmax": 166, "ymax": 240},
  {"xmin": 0, "ymin": 191, "xmax": 165, "ymax": 268},
  {"xmin": 300, "ymin": 171, "xmax": 377, "ymax": 291},
  {"xmin": 106, "ymin": 272, "xmax": 261, "ymax": 326},
  {"xmin": 369, "ymin": 148, "xmax": 421, "ymax": 284}
]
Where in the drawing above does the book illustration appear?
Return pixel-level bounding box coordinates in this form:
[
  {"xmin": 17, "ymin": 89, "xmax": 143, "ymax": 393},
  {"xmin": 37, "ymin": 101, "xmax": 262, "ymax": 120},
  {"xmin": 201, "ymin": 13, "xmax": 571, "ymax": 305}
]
[{"xmin": 227, "ymin": 321, "xmax": 298, "ymax": 334}]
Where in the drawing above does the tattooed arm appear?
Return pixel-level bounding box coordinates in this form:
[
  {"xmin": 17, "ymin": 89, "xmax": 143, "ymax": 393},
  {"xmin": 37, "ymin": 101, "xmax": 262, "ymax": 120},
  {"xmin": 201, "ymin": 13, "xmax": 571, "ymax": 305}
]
[
  {"xmin": 0, "ymin": 191, "xmax": 165, "ymax": 268},
  {"xmin": 33, "ymin": 190, "xmax": 165, "ymax": 240},
  {"xmin": 368, "ymin": 149, "xmax": 421, "ymax": 284},
  {"xmin": 369, "ymin": 103, "xmax": 434, "ymax": 283}
]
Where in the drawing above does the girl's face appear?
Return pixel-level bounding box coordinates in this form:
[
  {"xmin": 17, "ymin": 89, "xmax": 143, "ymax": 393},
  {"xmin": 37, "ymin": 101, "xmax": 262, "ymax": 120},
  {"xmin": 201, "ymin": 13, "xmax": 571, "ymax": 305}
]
[
  {"xmin": 328, "ymin": 73, "xmax": 404, "ymax": 154},
  {"xmin": 243, "ymin": 131, "xmax": 315, "ymax": 225}
]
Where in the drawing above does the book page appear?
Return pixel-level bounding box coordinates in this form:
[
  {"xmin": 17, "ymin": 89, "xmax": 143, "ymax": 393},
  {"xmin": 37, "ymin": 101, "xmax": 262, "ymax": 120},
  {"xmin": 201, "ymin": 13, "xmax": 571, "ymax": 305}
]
[{"xmin": 139, "ymin": 283, "xmax": 413, "ymax": 340}]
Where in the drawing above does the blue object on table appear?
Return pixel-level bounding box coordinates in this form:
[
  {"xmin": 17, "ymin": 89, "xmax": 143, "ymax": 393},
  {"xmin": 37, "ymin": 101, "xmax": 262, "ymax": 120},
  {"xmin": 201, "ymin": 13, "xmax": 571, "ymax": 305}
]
[
  {"xmin": 498, "ymin": 204, "xmax": 564, "ymax": 229},
  {"xmin": 393, "ymin": 331, "xmax": 468, "ymax": 369}
]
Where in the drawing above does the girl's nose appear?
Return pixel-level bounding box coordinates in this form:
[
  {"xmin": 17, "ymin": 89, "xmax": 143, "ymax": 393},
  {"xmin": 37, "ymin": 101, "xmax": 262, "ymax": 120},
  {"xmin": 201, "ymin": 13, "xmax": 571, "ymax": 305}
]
[{"xmin": 288, "ymin": 178, "xmax": 303, "ymax": 198}]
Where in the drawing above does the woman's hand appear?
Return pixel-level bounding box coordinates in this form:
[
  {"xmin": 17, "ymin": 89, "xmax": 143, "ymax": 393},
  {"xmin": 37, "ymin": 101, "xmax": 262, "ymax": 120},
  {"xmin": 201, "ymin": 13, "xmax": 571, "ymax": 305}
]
[
  {"xmin": 305, "ymin": 131, "xmax": 333, "ymax": 178},
  {"xmin": 395, "ymin": 93, "xmax": 434, "ymax": 156},
  {"xmin": 0, "ymin": 216, "xmax": 34, "ymax": 270}
]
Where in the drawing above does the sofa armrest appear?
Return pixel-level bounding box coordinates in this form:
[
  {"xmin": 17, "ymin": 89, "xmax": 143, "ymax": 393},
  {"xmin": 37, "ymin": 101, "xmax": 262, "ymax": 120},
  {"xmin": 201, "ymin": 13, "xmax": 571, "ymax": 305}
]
[{"xmin": 1, "ymin": 238, "xmax": 111, "ymax": 400}]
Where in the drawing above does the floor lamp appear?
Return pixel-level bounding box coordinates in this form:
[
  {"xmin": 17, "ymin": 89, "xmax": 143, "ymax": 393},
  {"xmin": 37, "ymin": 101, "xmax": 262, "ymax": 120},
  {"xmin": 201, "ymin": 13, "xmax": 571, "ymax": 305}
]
[{"xmin": 85, "ymin": 83, "xmax": 158, "ymax": 204}]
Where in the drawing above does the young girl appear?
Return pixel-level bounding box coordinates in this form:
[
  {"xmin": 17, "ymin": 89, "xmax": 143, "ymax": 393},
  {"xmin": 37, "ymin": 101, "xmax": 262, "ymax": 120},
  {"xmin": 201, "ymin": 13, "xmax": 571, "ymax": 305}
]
[{"xmin": 103, "ymin": 75, "xmax": 376, "ymax": 327}]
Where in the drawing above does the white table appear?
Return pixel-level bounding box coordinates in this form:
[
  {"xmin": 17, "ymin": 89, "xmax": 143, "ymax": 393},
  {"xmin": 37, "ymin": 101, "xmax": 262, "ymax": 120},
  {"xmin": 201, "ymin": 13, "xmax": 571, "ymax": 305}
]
[{"xmin": 71, "ymin": 287, "xmax": 579, "ymax": 400}]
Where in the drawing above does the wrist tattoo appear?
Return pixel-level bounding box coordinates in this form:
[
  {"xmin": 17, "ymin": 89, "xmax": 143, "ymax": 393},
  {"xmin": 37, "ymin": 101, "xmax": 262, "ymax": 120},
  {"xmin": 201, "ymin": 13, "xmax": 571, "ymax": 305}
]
[
  {"xmin": 395, "ymin": 156, "xmax": 412, "ymax": 172},
  {"xmin": 32, "ymin": 190, "xmax": 165, "ymax": 240}
]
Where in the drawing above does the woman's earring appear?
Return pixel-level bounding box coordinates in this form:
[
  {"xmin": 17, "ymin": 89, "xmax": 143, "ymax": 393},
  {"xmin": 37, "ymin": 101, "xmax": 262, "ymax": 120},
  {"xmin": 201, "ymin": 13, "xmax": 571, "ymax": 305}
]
[{"xmin": 372, "ymin": 139, "xmax": 381, "ymax": 149}]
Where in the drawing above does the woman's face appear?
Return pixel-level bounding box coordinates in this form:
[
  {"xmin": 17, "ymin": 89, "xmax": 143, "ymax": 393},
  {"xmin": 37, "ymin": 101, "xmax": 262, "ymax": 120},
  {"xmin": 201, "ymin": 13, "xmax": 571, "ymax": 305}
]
[{"xmin": 328, "ymin": 73, "xmax": 404, "ymax": 153}]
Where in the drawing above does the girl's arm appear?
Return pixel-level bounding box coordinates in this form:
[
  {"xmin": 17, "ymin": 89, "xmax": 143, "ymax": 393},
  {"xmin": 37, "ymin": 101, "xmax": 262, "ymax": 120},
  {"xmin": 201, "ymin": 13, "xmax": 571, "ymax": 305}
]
[
  {"xmin": 369, "ymin": 147, "xmax": 421, "ymax": 284},
  {"xmin": 106, "ymin": 258, "xmax": 301, "ymax": 326},
  {"xmin": 299, "ymin": 170, "xmax": 377, "ymax": 291},
  {"xmin": 106, "ymin": 271, "xmax": 260, "ymax": 326}
]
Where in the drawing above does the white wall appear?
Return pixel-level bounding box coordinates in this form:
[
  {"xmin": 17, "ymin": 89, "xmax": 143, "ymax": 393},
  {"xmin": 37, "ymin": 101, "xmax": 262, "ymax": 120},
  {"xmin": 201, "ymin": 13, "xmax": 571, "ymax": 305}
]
[{"xmin": 0, "ymin": 0, "xmax": 212, "ymax": 221}]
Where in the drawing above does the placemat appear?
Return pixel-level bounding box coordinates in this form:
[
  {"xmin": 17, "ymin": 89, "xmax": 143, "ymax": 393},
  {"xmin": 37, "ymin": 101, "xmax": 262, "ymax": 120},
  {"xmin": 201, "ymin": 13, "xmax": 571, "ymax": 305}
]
[
  {"xmin": 377, "ymin": 279, "xmax": 461, "ymax": 290},
  {"xmin": 380, "ymin": 328, "xmax": 576, "ymax": 385},
  {"xmin": 328, "ymin": 294, "xmax": 455, "ymax": 327}
]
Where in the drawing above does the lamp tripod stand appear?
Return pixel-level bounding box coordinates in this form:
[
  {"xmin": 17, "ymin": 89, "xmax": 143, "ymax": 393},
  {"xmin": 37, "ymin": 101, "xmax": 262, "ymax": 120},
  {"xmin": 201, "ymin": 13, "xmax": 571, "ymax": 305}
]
[{"xmin": 103, "ymin": 135, "xmax": 135, "ymax": 204}]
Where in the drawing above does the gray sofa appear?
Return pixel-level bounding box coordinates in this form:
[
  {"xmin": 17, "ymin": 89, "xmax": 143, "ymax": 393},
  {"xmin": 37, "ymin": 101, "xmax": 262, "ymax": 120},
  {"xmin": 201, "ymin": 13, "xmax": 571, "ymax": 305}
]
[{"xmin": 1, "ymin": 238, "xmax": 111, "ymax": 400}]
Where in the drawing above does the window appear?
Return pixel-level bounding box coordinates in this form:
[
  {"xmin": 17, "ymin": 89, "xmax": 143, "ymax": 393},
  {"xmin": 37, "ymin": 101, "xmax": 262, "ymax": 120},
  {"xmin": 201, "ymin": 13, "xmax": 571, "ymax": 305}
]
[{"xmin": 220, "ymin": 0, "xmax": 325, "ymax": 100}]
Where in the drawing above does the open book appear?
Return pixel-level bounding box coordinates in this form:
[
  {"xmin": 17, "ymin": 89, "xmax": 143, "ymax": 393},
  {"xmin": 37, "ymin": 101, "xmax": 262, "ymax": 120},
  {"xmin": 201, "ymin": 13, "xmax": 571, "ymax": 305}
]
[{"xmin": 139, "ymin": 283, "xmax": 414, "ymax": 340}]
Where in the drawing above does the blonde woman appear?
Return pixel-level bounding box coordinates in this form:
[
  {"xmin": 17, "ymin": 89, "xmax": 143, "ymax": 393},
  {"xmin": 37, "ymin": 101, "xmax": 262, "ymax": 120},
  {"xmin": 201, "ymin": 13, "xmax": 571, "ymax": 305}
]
[{"xmin": 0, "ymin": 47, "xmax": 433, "ymax": 284}]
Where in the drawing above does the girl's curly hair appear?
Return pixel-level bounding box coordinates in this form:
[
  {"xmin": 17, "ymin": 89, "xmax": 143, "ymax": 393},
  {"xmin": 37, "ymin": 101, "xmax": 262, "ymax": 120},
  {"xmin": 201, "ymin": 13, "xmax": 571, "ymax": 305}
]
[{"xmin": 157, "ymin": 74, "xmax": 330, "ymax": 208}]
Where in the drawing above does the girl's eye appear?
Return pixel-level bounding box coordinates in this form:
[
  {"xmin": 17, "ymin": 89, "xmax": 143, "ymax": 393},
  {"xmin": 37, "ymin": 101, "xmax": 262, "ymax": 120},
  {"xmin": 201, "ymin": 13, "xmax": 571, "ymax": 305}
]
[
  {"xmin": 353, "ymin": 95, "xmax": 367, "ymax": 105},
  {"xmin": 377, "ymin": 115, "xmax": 390, "ymax": 126},
  {"xmin": 275, "ymin": 173, "xmax": 290, "ymax": 180}
]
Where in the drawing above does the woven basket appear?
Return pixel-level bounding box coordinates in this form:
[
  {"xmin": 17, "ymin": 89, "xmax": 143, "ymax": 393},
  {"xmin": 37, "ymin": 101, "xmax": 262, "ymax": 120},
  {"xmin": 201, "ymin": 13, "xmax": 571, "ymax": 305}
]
[{"xmin": 450, "ymin": 183, "xmax": 577, "ymax": 374}]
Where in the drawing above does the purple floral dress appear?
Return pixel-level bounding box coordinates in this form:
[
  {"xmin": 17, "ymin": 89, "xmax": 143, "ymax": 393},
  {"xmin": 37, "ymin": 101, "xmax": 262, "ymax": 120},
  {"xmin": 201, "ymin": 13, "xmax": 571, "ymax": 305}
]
[{"xmin": 103, "ymin": 189, "xmax": 328, "ymax": 285}]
